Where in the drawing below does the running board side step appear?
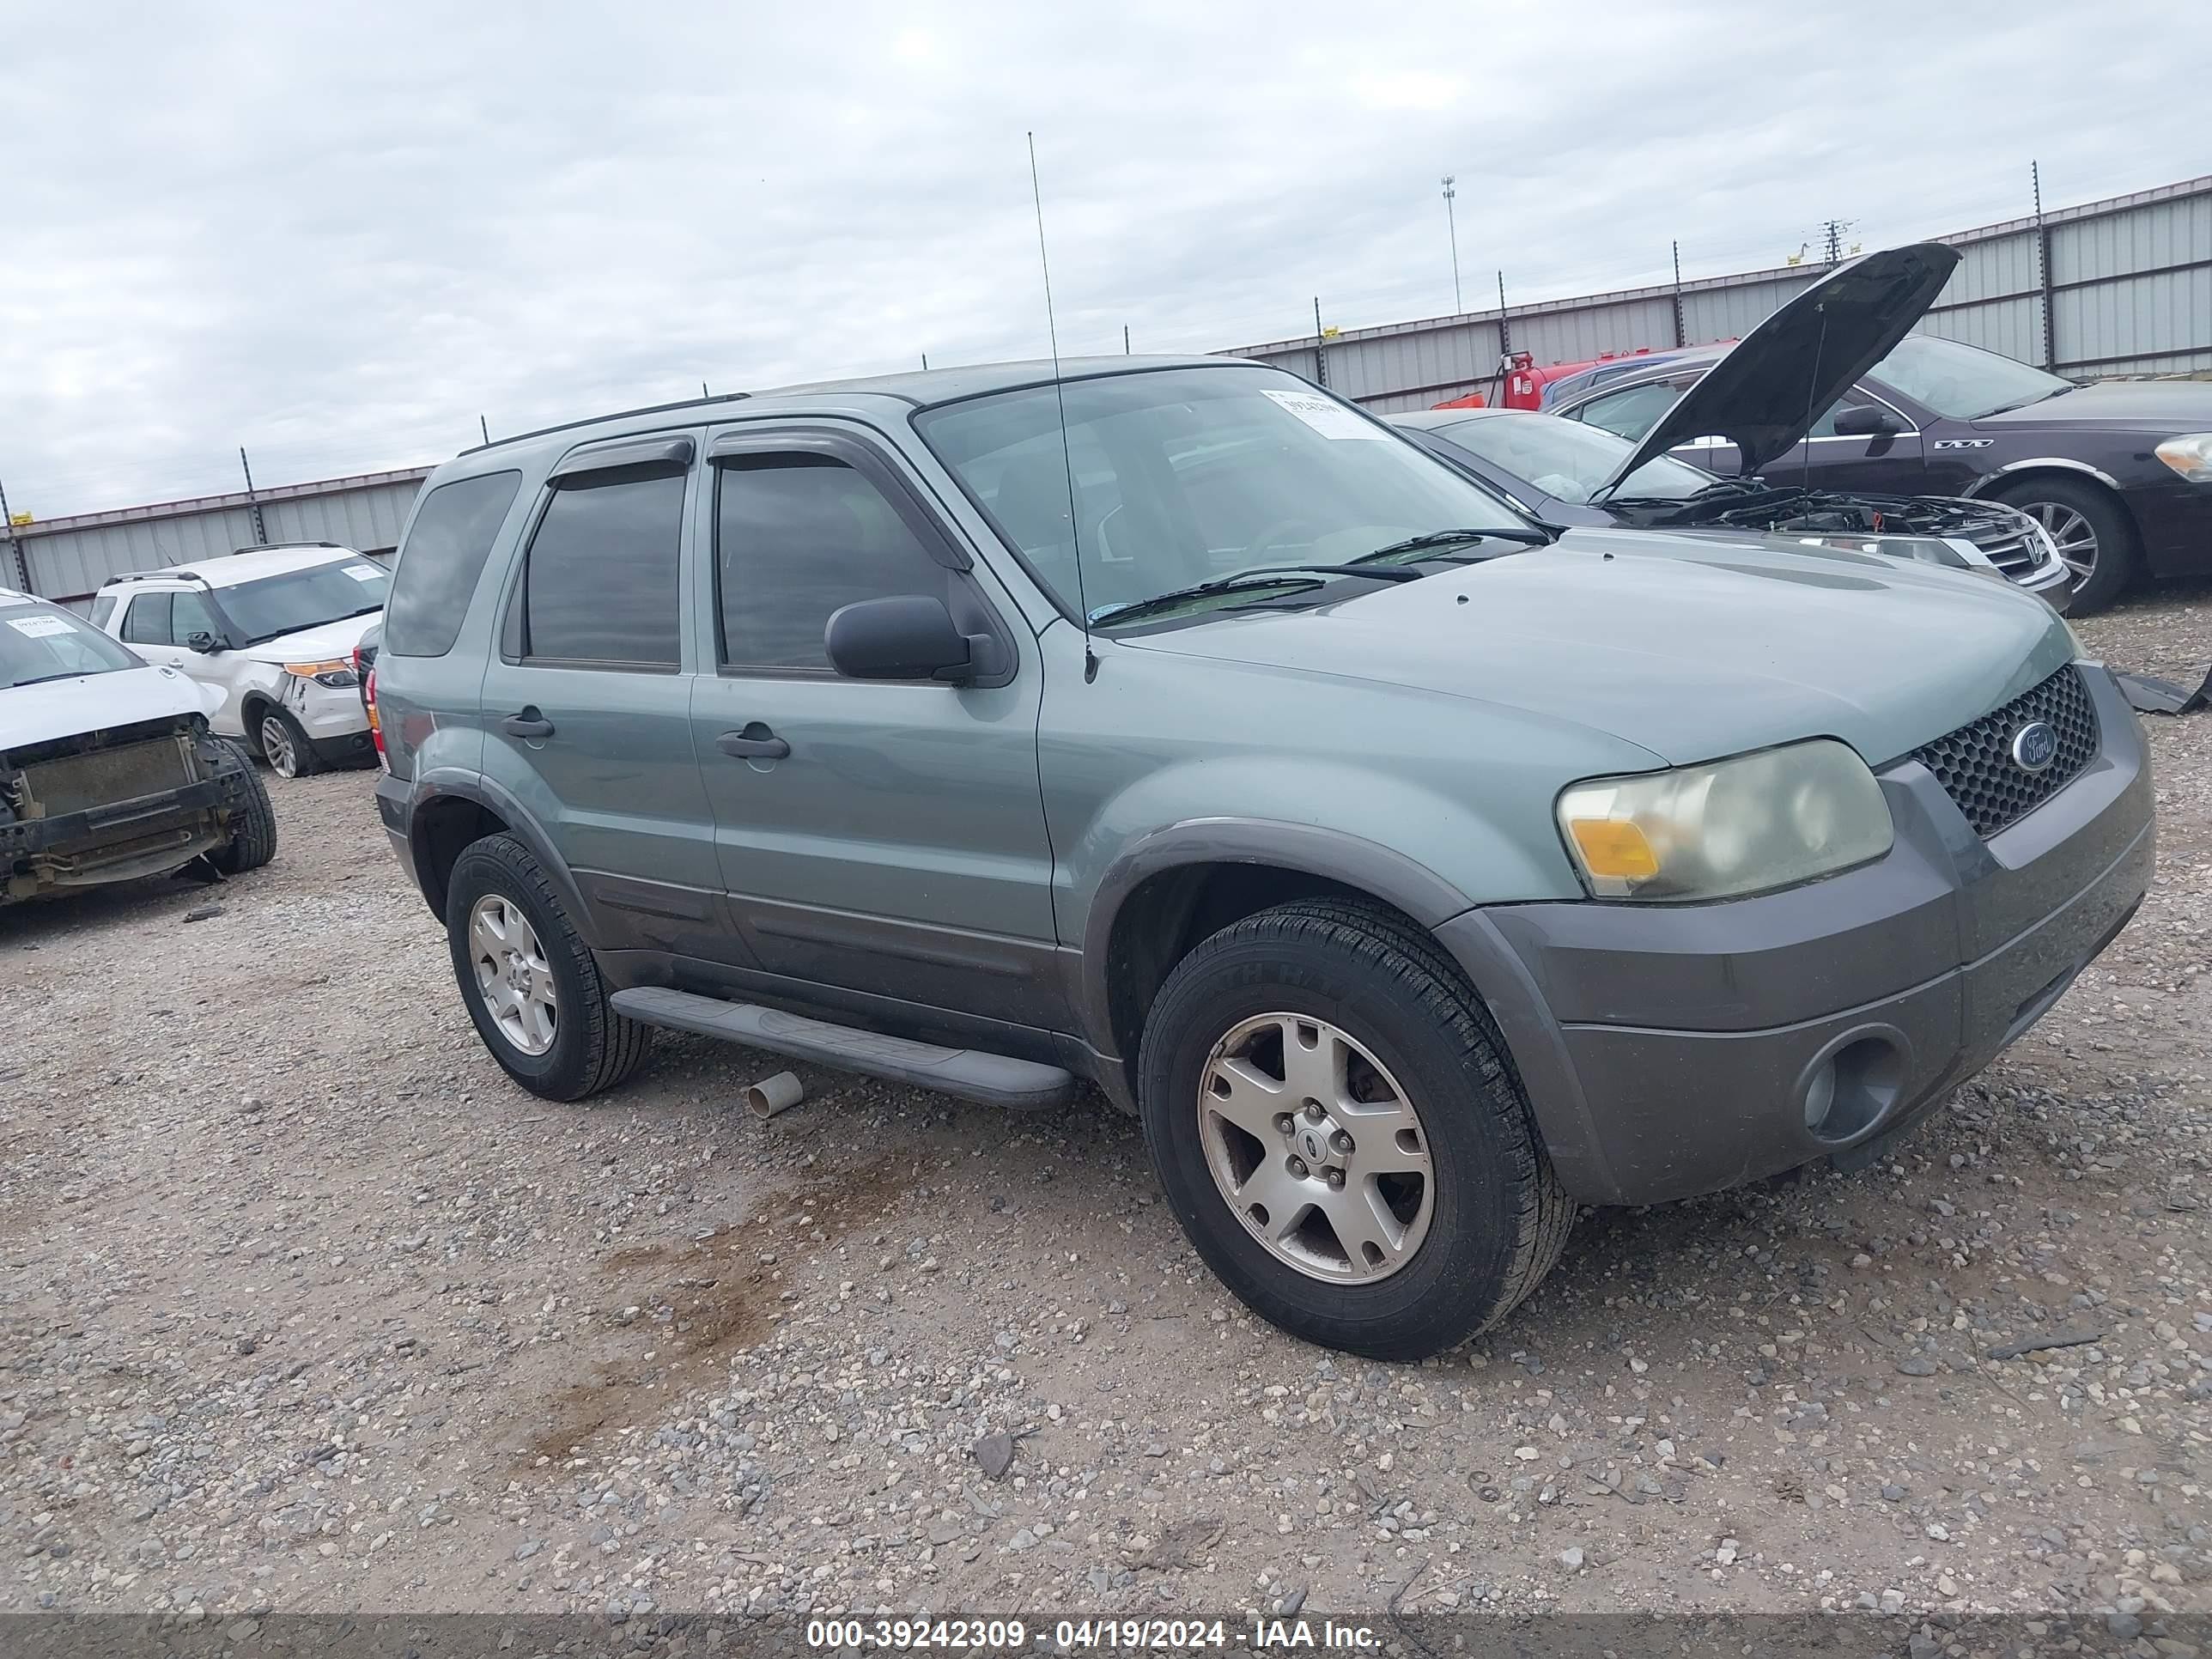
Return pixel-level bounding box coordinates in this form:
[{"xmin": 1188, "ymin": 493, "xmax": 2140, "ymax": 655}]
[{"xmin": 608, "ymin": 987, "xmax": 1076, "ymax": 1110}]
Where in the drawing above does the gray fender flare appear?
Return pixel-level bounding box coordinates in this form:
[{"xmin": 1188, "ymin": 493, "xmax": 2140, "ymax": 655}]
[
  {"xmin": 1076, "ymin": 817, "xmax": 1475, "ymax": 1062},
  {"xmin": 404, "ymin": 769, "xmax": 601, "ymax": 948}
]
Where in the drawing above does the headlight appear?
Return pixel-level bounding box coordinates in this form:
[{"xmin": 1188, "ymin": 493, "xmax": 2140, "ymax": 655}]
[
  {"xmin": 2154, "ymin": 434, "xmax": 2212, "ymax": 483},
  {"xmin": 1556, "ymin": 739, "xmax": 1893, "ymax": 901},
  {"xmin": 283, "ymin": 659, "xmax": 358, "ymax": 689}
]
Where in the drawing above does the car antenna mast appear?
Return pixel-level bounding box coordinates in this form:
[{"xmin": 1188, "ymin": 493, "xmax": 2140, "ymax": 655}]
[{"xmin": 1028, "ymin": 131, "xmax": 1097, "ymax": 684}]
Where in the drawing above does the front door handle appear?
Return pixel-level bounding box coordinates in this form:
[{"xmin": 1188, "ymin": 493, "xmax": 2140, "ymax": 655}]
[
  {"xmin": 717, "ymin": 725, "xmax": 789, "ymax": 761},
  {"xmin": 503, "ymin": 709, "xmax": 556, "ymax": 740}
]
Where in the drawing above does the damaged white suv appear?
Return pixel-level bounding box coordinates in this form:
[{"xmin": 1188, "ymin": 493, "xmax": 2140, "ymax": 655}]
[
  {"xmin": 89, "ymin": 543, "xmax": 386, "ymax": 777},
  {"xmin": 1, "ymin": 586, "xmax": 276, "ymax": 905}
]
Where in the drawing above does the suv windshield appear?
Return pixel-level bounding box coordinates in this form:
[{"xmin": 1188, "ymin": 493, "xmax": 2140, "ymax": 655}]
[
  {"xmin": 1874, "ymin": 335, "xmax": 2071, "ymax": 420},
  {"xmin": 915, "ymin": 367, "xmax": 1531, "ymax": 624},
  {"xmin": 1434, "ymin": 412, "xmax": 1714, "ymax": 503},
  {"xmin": 1, "ymin": 599, "xmax": 143, "ymax": 688},
  {"xmin": 221, "ymin": 559, "xmax": 390, "ymax": 645}
]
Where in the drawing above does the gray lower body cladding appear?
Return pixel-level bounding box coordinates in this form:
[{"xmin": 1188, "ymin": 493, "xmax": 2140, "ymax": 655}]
[{"xmin": 1442, "ymin": 662, "xmax": 2154, "ymax": 1206}]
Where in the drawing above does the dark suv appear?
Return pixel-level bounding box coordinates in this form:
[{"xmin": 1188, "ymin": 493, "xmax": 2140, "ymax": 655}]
[{"xmin": 371, "ymin": 356, "xmax": 2150, "ymax": 1358}]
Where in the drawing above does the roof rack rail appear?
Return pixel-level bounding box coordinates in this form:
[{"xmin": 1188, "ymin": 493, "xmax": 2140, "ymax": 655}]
[
  {"xmin": 463, "ymin": 391, "xmax": 752, "ymax": 456},
  {"xmin": 106, "ymin": 568, "xmax": 215, "ymax": 587},
  {"xmin": 232, "ymin": 540, "xmax": 346, "ymax": 554}
]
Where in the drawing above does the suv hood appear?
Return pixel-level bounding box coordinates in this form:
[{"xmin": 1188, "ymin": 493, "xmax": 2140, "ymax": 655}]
[
  {"xmin": 1, "ymin": 664, "xmax": 218, "ymax": 753},
  {"xmin": 238, "ymin": 611, "xmax": 380, "ymax": 664},
  {"xmin": 1596, "ymin": 242, "xmax": 1961, "ymax": 495},
  {"xmin": 1123, "ymin": 533, "xmax": 2071, "ymax": 767}
]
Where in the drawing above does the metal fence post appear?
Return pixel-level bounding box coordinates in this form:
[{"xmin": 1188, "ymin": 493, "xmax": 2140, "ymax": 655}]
[
  {"xmin": 1312, "ymin": 296, "xmax": 1329, "ymax": 388},
  {"xmin": 240, "ymin": 448, "xmax": 268, "ymax": 545},
  {"xmin": 0, "ymin": 475, "xmax": 28, "ymax": 591},
  {"xmin": 2033, "ymin": 161, "xmax": 2057, "ymax": 373}
]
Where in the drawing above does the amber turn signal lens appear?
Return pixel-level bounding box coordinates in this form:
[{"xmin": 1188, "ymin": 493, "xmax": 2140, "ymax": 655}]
[{"xmin": 1565, "ymin": 817, "xmax": 1659, "ymax": 882}]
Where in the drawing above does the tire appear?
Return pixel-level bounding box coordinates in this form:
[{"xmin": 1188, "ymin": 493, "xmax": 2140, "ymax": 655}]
[
  {"xmin": 254, "ymin": 707, "xmax": 324, "ymax": 779},
  {"xmin": 443, "ymin": 833, "xmax": 650, "ymax": 1101},
  {"xmin": 206, "ymin": 739, "xmax": 277, "ymax": 875},
  {"xmin": 1992, "ymin": 475, "xmax": 2138, "ymax": 616},
  {"xmin": 1137, "ymin": 899, "xmax": 1575, "ymax": 1360}
]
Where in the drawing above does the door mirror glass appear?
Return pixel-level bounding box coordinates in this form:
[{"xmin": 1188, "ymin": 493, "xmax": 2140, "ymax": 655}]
[
  {"xmin": 1830, "ymin": 404, "xmax": 1900, "ymax": 438},
  {"xmin": 824, "ymin": 595, "xmax": 976, "ymax": 684},
  {"xmin": 185, "ymin": 630, "xmax": 221, "ymax": 653}
]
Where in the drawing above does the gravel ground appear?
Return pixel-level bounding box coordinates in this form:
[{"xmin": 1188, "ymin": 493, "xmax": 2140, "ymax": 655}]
[{"xmin": 3, "ymin": 587, "xmax": 2208, "ymax": 1633}]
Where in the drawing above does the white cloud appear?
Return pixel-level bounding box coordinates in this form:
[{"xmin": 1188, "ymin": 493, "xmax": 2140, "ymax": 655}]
[{"xmin": 0, "ymin": 0, "xmax": 2198, "ymax": 515}]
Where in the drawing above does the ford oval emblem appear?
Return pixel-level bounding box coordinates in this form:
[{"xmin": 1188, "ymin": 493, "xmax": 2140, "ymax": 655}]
[{"xmin": 2010, "ymin": 720, "xmax": 2059, "ymax": 773}]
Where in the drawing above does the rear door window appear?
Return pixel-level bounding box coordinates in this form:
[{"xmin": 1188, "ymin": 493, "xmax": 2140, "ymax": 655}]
[
  {"xmin": 121, "ymin": 592, "xmax": 173, "ymax": 645},
  {"xmin": 519, "ymin": 469, "xmax": 688, "ymax": 667},
  {"xmin": 1571, "ymin": 380, "xmax": 1685, "ymax": 441},
  {"xmin": 384, "ymin": 471, "xmax": 524, "ymax": 657}
]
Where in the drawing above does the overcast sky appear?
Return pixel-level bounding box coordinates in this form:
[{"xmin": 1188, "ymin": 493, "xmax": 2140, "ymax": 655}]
[{"xmin": 3, "ymin": 0, "xmax": 2203, "ymax": 518}]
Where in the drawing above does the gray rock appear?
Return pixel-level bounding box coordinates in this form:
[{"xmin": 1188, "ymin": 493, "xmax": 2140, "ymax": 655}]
[
  {"xmin": 1896, "ymin": 1356, "xmax": 1939, "ymax": 1376},
  {"xmin": 973, "ymin": 1431, "xmax": 1015, "ymax": 1481}
]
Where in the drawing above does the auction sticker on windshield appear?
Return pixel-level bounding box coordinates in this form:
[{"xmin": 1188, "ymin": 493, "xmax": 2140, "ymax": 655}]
[
  {"xmin": 7, "ymin": 614, "xmax": 74, "ymax": 637},
  {"xmin": 343, "ymin": 565, "xmax": 381, "ymax": 581},
  {"xmin": 1261, "ymin": 387, "xmax": 1389, "ymax": 440}
]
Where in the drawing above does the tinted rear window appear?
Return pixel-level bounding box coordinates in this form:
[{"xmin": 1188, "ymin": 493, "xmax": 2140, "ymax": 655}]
[
  {"xmin": 521, "ymin": 471, "xmax": 686, "ymax": 666},
  {"xmin": 385, "ymin": 471, "xmax": 524, "ymax": 657}
]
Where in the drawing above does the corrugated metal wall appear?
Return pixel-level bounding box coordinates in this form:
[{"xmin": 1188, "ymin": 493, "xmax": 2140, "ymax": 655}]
[
  {"xmin": 8, "ymin": 470, "xmax": 428, "ymax": 603},
  {"xmin": 1231, "ymin": 173, "xmax": 2212, "ymax": 406}
]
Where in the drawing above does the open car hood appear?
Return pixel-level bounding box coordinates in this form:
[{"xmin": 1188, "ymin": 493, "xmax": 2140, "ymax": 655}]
[{"xmin": 1594, "ymin": 241, "xmax": 1960, "ymax": 496}]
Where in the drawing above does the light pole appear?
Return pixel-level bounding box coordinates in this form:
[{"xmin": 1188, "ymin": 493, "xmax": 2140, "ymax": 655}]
[{"xmin": 1441, "ymin": 175, "xmax": 1463, "ymax": 313}]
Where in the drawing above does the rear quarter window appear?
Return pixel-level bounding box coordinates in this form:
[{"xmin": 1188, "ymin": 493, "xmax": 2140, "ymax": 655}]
[{"xmin": 385, "ymin": 471, "xmax": 525, "ymax": 657}]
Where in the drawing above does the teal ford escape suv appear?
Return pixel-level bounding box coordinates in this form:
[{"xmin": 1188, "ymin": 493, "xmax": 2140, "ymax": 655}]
[{"xmin": 373, "ymin": 356, "xmax": 2153, "ymax": 1359}]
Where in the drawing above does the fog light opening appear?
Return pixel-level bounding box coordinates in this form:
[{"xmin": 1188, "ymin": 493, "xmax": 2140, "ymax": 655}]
[{"xmin": 1802, "ymin": 1034, "xmax": 1905, "ymax": 1143}]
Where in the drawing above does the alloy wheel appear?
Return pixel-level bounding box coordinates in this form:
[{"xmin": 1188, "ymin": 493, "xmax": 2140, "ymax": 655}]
[
  {"xmin": 469, "ymin": 894, "xmax": 557, "ymax": 1055},
  {"xmin": 259, "ymin": 715, "xmax": 300, "ymax": 779},
  {"xmin": 1195, "ymin": 1012, "xmax": 1435, "ymax": 1283}
]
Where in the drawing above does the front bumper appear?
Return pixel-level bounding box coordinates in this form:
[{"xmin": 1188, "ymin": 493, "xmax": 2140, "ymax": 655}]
[
  {"xmin": 1441, "ymin": 662, "xmax": 2153, "ymax": 1206},
  {"xmin": 0, "ymin": 738, "xmax": 257, "ymax": 899}
]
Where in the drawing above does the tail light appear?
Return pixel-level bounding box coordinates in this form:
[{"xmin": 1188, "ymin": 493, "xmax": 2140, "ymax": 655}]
[{"xmin": 364, "ymin": 665, "xmax": 386, "ymax": 768}]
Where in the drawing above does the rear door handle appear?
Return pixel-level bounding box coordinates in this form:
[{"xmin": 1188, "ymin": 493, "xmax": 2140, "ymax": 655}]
[
  {"xmin": 503, "ymin": 710, "xmax": 556, "ymax": 739},
  {"xmin": 717, "ymin": 726, "xmax": 789, "ymax": 760}
]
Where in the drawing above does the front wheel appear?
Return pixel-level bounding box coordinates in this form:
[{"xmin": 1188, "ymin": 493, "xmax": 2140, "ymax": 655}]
[
  {"xmin": 1137, "ymin": 900, "xmax": 1574, "ymax": 1360},
  {"xmin": 256, "ymin": 708, "xmax": 324, "ymax": 779},
  {"xmin": 205, "ymin": 739, "xmax": 277, "ymax": 875}
]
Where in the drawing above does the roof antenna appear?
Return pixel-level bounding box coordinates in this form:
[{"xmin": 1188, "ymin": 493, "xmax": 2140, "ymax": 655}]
[{"xmin": 1027, "ymin": 131, "xmax": 1096, "ymax": 684}]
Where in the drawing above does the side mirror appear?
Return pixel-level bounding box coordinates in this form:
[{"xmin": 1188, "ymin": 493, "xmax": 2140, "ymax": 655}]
[
  {"xmin": 185, "ymin": 630, "xmax": 222, "ymax": 653},
  {"xmin": 1831, "ymin": 404, "xmax": 1900, "ymax": 438},
  {"xmin": 824, "ymin": 595, "xmax": 985, "ymax": 684}
]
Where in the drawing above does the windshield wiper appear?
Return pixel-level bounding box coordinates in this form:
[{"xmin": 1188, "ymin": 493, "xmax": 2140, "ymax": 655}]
[
  {"xmin": 1978, "ymin": 384, "xmax": 2074, "ymax": 417},
  {"xmin": 8, "ymin": 670, "xmax": 101, "ymax": 688},
  {"xmin": 1088, "ymin": 563, "xmax": 1419, "ymax": 628},
  {"xmin": 1352, "ymin": 526, "xmax": 1553, "ymax": 564}
]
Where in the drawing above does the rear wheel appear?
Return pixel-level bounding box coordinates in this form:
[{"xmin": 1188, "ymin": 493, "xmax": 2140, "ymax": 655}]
[
  {"xmin": 444, "ymin": 833, "xmax": 650, "ymax": 1100},
  {"xmin": 1137, "ymin": 899, "xmax": 1574, "ymax": 1359},
  {"xmin": 255, "ymin": 708, "xmax": 324, "ymax": 779},
  {"xmin": 206, "ymin": 739, "xmax": 277, "ymax": 875},
  {"xmin": 1994, "ymin": 476, "xmax": 2137, "ymax": 615}
]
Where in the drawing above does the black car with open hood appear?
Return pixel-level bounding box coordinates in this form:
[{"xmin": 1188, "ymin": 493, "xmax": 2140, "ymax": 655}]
[{"xmin": 1532, "ymin": 242, "xmax": 2212, "ymax": 613}]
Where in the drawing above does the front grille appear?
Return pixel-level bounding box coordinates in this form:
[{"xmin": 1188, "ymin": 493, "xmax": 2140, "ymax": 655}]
[
  {"xmin": 1963, "ymin": 514, "xmax": 2042, "ymax": 577},
  {"xmin": 22, "ymin": 733, "xmax": 198, "ymax": 817},
  {"xmin": 1910, "ymin": 665, "xmax": 2096, "ymax": 836}
]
